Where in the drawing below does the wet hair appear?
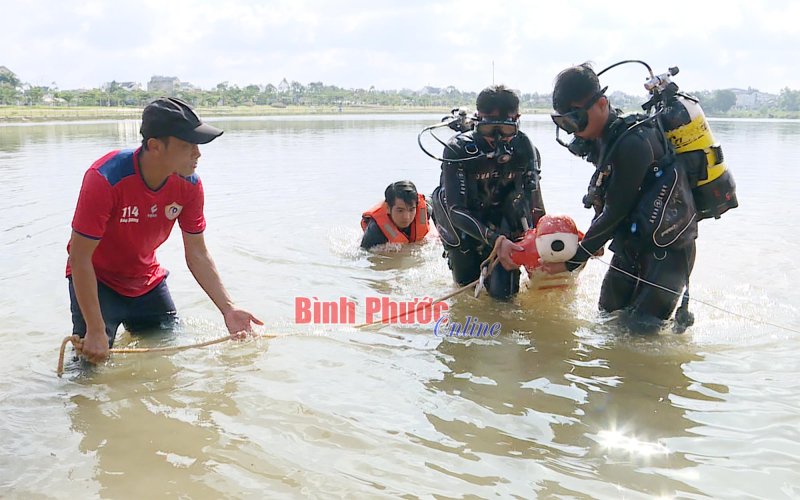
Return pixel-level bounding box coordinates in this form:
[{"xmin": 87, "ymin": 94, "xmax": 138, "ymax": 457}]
[
  {"xmin": 476, "ymin": 85, "xmax": 520, "ymax": 117},
  {"xmin": 385, "ymin": 180, "xmax": 418, "ymax": 208},
  {"xmin": 552, "ymin": 62, "xmax": 601, "ymax": 114}
]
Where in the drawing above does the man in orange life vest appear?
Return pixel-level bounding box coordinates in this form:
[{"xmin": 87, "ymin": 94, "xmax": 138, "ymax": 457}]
[{"xmin": 361, "ymin": 180, "xmax": 429, "ymax": 250}]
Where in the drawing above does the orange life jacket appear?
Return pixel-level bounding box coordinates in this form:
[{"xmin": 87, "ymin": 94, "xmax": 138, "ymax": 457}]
[{"xmin": 361, "ymin": 194, "xmax": 429, "ymax": 244}]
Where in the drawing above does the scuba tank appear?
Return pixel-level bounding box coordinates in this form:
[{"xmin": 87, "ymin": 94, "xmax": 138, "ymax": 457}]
[
  {"xmin": 642, "ymin": 66, "xmax": 739, "ymax": 221},
  {"xmin": 561, "ymin": 61, "xmax": 739, "ymax": 223}
]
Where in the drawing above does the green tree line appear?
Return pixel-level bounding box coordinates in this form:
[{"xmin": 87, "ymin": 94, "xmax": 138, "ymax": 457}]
[{"xmin": 2, "ymin": 67, "xmax": 800, "ymax": 116}]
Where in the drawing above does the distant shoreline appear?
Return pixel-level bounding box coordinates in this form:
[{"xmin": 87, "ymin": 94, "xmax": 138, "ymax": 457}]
[
  {"xmin": 0, "ymin": 105, "xmax": 545, "ymax": 123},
  {"xmin": 0, "ymin": 105, "xmax": 797, "ymax": 123},
  {"xmin": 0, "ymin": 104, "xmax": 439, "ymax": 123}
]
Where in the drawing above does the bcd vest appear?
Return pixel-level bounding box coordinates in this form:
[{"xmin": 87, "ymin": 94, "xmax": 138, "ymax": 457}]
[{"xmin": 588, "ymin": 115, "xmax": 697, "ymax": 249}]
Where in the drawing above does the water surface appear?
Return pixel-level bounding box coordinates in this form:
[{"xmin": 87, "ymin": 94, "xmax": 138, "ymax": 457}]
[{"xmin": 1, "ymin": 114, "xmax": 798, "ymax": 498}]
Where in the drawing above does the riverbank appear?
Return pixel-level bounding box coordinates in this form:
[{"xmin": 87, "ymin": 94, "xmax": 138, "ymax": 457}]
[
  {"xmin": 0, "ymin": 104, "xmax": 557, "ymax": 123},
  {"xmin": 3, "ymin": 104, "xmax": 796, "ymax": 123}
]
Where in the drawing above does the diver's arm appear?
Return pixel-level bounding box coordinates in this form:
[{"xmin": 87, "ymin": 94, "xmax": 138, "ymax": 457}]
[
  {"xmin": 565, "ymin": 133, "xmax": 652, "ymax": 271},
  {"xmin": 528, "ymin": 181, "xmax": 546, "ymax": 227},
  {"xmin": 524, "ymin": 143, "xmax": 546, "ymax": 227}
]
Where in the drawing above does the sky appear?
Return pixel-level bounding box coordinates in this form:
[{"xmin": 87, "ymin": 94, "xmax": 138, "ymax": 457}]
[{"xmin": 1, "ymin": 0, "xmax": 798, "ymax": 96}]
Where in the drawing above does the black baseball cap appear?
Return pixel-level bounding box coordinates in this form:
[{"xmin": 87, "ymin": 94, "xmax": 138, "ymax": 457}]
[{"xmin": 140, "ymin": 97, "xmax": 223, "ymax": 144}]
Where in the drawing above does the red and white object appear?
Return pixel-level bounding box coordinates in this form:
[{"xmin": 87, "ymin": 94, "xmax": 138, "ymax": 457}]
[{"xmin": 510, "ymin": 215, "xmax": 584, "ymax": 291}]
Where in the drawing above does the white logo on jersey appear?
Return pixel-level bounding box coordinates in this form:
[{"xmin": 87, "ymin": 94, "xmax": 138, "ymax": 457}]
[
  {"xmin": 147, "ymin": 203, "xmax": 158, "ymax": 219},
  {"xmin": 120, "ymin": 205, "xmax": 139, "ymax": 223},
  {"xmin": 165, "ymin": 202, "xmax": 183, "ymax": 220}
]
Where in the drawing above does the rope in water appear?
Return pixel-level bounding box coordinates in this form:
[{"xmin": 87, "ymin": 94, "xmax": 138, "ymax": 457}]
[
  {"xmin": 353, "ymin": 237, "xmax": 502, "ymax": 328},
  {"xmin": 590, "ymin": 255, "xmax": 800, "ymax": 335},
  {"xmin": 56, "ymin": 332, "xmax": 280, "ymax": 377},
  {"xmin": 56, "ymin": 240, "xmax": 506, "ymax": 377},
  {"xmin": 56, "ymin": 240, "xmax": 798, "ymax": 376}
]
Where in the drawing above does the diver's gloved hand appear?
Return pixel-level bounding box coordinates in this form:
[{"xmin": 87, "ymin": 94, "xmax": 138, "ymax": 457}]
[{"xmin": 495, "ymin": 236, "xmax": 524, "ymax": 271}]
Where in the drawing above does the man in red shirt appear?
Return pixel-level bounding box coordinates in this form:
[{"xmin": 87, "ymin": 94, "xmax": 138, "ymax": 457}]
[{"xmin": 67, "ymin": 97, "xmax": 262, "ymax": 364}]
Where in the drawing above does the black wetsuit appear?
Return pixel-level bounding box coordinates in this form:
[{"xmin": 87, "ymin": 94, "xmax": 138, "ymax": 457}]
[
  {"xmin": 431, "ymin": 130, "xmax": 545, "ymax": 299},
  {"xmin": 360, "ymin": 219, "xmax": 412, "ymax": 250},
  {"xmin": 568, "ymin": 111, "xmax": 698, "ymax": 320}
]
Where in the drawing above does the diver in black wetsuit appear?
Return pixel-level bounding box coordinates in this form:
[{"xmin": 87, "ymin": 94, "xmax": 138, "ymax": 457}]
[
  {"xmin": 544, "ymin": 63, "xmax": 697, "ymax": 322},
  {"xmin": 430, "ymin": 85, "xmax": 546, "ymax": 299}
]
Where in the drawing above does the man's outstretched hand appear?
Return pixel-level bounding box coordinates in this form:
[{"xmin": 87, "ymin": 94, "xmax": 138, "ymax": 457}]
[{"xmin": 223, "ymin": 308, "xmax": 264, "ymax": 340}]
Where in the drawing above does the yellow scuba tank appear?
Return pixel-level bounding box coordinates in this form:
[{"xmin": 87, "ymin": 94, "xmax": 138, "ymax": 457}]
[
  {"xmin": 642, "ymin": 66, "xmax": 738, "ymax": 221},
  {"xmin": 592, "ymin": 61, "xmax": 739, "ymax": 221},
  {"xmin": 659, "ymin": 93, "xmax": 738, "ymax": 220}
]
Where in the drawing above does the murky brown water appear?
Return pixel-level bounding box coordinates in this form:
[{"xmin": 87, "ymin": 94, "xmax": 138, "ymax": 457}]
[{"xmin": 1, "ymin": 115, "xmax": 799, "ymax": 498}]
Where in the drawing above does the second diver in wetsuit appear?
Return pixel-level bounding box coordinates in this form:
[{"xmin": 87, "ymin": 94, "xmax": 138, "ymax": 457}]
[
  {"xmin": 430, "ymin": 85, "xmax": 546, "ymax": 299},
  {"xmin": 544, "ymin": 63, "xmax": 698, "ymax": 322}
]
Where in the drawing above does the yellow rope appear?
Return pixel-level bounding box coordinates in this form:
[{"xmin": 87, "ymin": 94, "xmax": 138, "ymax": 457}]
[
  {"xmin": 352, "ymin": 279, "xmax": 478, "ymax": 329},
  {"xmin": 353, "ymin": 237, "xmax": 503, "ymax": 329},
  {"xmin": 56, "ymin": 238, "xmax": 508, "ymax": 376},
  {"xmin": 56, "ymin": 332, "xmax": 278, "ymax": 377}
]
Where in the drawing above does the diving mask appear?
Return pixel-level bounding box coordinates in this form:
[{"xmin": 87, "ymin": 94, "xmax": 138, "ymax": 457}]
[
  {"xmin": 551, "ymin": 86, "xmax": 607, "ymax": 135},
  {"xmin": 475, "ymin": 120, "xmax": 518, "ymax": 139}
]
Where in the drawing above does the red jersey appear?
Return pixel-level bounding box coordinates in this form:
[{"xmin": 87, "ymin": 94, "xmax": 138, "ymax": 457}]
[{"xmin": 66, "ymin": 148, "xmax": 206, "ymax": 297}]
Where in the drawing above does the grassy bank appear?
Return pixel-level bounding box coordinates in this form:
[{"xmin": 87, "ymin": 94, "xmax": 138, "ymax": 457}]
[
  {"xmin": 0, "ymin": 104, "xmax": 447, "ymax": 122},
  {"xmin": 3, "ymin": 104, "xmax": 797, "ymax": 123},
  {"xmin": 0, "ymin": 104, "xmax": 553, "ymax": 123}
]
